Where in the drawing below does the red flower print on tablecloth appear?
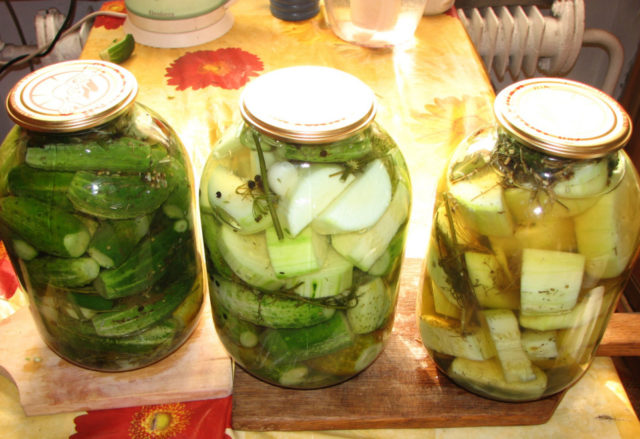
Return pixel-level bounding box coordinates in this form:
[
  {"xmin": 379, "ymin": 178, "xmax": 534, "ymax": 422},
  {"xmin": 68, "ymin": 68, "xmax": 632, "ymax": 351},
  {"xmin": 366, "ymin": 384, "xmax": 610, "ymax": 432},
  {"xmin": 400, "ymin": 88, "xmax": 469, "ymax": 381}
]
[
  {"xmin": 165, "ymin": 48, "xmax": 264, "ymax": 91},
  {"xmin": 94, "ymin": 1, "xmax": 126, "ymax": 29},
  {"xmin": 0, "ymin": 242, "xmax": 18, "ymax": 300},
  {"xmin": 71, "ymin": 396, "xmax": 233, "ymax": 439}
]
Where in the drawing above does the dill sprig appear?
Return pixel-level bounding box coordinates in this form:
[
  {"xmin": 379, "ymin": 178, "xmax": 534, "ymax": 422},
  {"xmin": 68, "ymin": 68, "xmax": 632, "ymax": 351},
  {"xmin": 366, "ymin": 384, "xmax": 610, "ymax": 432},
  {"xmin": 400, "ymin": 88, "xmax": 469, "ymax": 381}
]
[{"xmin": 252, "ymin": 132, "xmax": 284, "ymax": 240}]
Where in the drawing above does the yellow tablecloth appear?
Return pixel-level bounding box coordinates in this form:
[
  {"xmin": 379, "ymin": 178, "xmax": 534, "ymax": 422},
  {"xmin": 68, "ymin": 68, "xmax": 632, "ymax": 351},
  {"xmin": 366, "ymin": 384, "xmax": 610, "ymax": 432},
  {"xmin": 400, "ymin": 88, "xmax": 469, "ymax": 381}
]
[{"xmin": 1, "ymin": 0, "xmax": 640, "ymax": 437}]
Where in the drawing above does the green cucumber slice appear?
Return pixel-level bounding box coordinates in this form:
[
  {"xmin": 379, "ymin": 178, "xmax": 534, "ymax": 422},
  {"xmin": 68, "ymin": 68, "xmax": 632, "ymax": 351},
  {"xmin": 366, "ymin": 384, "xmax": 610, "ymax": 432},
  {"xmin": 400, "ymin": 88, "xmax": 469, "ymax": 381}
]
[
  {"xmin": 266, "ymin": 226, "xmax": 329, "ymax": 279},
  {"xmin": 285, "ymin": 248, "xmax": 353, "ymax": 298}
]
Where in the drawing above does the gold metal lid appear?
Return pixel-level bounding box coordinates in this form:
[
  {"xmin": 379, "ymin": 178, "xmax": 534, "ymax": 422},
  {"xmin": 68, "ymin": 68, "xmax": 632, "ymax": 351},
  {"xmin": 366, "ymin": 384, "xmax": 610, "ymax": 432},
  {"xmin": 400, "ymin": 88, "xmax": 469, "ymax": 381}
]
[
  {"xmin": 6, "ymin": 60, "xmax": 138, "ymax": 133},
  {"xmin": 494, "ymin": 78, "xmax": 632, "ymax": 159},
  {"xmin": 240, "ymin": 66, "xmax": 376, "ymax": 144}
]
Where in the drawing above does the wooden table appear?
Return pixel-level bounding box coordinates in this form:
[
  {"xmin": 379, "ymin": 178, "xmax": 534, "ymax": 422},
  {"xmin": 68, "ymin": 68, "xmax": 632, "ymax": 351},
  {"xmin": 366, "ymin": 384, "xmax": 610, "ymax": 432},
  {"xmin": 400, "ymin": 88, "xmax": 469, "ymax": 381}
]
[{"xmin": 1, "ymin": 1, "xmax": 640, "ymax": 437}]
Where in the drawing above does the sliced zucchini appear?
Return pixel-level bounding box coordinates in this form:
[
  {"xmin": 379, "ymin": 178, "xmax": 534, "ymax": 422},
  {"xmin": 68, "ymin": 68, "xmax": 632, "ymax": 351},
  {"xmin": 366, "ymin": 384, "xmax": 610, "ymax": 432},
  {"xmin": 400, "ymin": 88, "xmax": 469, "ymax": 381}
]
[
  {"xmin": 449, "ymin": 357, "xmax": 548, "ymax": 401},
  {"xmin": 278, "ymin": 163, "xmax": 356, "ymax": 237},
  {"xmin": 206, "ymin": 165, "xmax": 272, "ymax": 234},
  {"xmin": 312, "ymin": 159, "xmax": 392, "ymax": 234},
  {"xmin": 519, "ymin": 285, "xmax": 604, "ymax": 331},
  {"xmin": 574, "ymin": 159, "xmax": 640, "ymax": 279},
  {"xmin": 520, "ymin": 248, "xmax": 585, "ymax": 315},
  {"xmin": 418, "ymin": 314, "xmax": 496, "ymax": 361},
  {"xmin": 465, "ymin": 251, "xmax": 519, "ymax": 309},
  {"xmin": 217, "ymin": 224, "xmax": 284, "ymax": 291},
  {"xmin": 285, "ymin": 248, "xmax": 353, "ymax": 298},
  {"xmin": 521, "ymin": 329, "xmax": 558, "ymax": 361},
  {"xmin": 266, "ymin": 226, "xmax": 329, "ymax": 279},
  {"xmin": 332, "ymin": 183, "xmax": 410, "ymax": 271},
  {"xmin": 481, "ymin": 309, "xmax": 535, "ymax": 383},
  {"xmin": 449, "ymin": 168, "xmax": 514, "ymax": 238}
]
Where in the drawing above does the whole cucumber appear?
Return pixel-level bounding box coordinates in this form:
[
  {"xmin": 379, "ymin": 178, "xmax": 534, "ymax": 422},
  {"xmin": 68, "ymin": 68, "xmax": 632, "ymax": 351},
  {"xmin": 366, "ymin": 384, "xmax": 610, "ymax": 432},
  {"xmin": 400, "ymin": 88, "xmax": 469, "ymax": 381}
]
[
  {"xmin": 92, "ymin": 277, "xmax": 193, "ymax": 337},
  {"xmin": 25, "ymin": 137, "xmax": 154, "ymax": 172},
  {"xmin": 27, "ymin": 256, "xmax": 100, "ymax": 288},
  {"xmin": 0, "ymin": 196, "xmax": 90, "ymax": 257},
  {"xmin": 211, "ymin": 278, "xmax": 335, "ymax": 329},
  {"xmin": 67, "ymin": 170, "xmax": 173, "ymax": 219},
  {"xmin": 8, "ymin": 164, "xmax": 75, "ymax": 210}
]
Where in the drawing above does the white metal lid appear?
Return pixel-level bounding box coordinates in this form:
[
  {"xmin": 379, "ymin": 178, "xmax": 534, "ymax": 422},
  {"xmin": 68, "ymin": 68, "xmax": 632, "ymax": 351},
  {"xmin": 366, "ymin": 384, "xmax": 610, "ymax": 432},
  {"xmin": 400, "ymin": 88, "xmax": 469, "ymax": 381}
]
[
  {"xmin": 494, "ymin": 78, "xmax": 632, "ymax": 158},
  {"xmin": 240, "ymin": 66, "xmax": 376, "ymax": 144},
  {"xmin": 6, "ymin": 60, "xmax": 138, "ymax": 133}
]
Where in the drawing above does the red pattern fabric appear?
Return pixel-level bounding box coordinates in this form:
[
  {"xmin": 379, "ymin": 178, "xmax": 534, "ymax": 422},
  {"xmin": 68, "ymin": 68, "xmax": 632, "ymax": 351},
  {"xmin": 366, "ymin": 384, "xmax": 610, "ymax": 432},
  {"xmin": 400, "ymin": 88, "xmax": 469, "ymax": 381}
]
[
  {"xmin": 165, "ymin": 48, "xmax": 264, "ymax": 91},
  {"xmin": 0, "ymin": 242, "xmax": 18, "ymax": 299},
  {"xmin": 94, "ymin": 1, "xmax": 126, "ymax": 29},
  {"xmin": 71, "ymin": 396, "xmax": 233, "ymax": 439}
]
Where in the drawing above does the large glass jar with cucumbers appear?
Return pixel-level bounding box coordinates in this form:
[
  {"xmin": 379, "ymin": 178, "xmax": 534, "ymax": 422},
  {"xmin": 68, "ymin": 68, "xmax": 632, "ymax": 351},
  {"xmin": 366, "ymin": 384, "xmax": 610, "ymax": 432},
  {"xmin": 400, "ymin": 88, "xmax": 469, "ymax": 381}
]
[
  {"xmin": 418, "ymin": 78, "xmax": 640, "ymax": 402},
  {"xmin": 0, "ymin": 60, "xmax": 204, "ymax": 371},
  {"xmin": 201, "ymin": 66, "xmax": 411, "ymax": 388}
]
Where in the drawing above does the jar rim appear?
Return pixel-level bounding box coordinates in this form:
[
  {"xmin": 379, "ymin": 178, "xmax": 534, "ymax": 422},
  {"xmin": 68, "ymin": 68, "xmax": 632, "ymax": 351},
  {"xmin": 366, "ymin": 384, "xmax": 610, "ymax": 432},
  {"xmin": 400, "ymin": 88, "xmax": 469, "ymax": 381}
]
[
  {"xmin": 5, "ymin": 60, "xmax": 138, "ymax": 133},
  {"xmin": 240, "ymin": 66, "xmax": 377, "ymax": 144},
  {"xmin": 494, "ymin": 78, "xmax": 632, "ymax": 159}
]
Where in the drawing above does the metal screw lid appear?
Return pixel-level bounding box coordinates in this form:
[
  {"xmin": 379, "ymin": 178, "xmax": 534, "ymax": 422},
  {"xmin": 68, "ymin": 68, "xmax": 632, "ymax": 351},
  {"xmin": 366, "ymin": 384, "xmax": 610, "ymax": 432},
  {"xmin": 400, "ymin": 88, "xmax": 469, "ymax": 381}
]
[
  {"xmin": 6, "ymin": 60, "xmax": 138, "ymax": 133},
  {"xmin": 494, "ymin": 78, "xmax": 632, "ymax": 159},
  {"xmin": 240, "ymin": 65, "xmax": 376, "ymax": 144}
]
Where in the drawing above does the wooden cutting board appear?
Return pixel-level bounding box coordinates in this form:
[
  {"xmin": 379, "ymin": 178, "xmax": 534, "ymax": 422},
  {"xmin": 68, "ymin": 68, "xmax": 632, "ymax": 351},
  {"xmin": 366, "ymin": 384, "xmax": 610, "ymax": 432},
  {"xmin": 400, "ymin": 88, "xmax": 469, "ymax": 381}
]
[
  {"xmin": 0, "ymin": 299, "xmax": 233, "ymax": 416},
  {"xmin": 231, "ymin": 257, "xmax": 640, "ymax": 431}
]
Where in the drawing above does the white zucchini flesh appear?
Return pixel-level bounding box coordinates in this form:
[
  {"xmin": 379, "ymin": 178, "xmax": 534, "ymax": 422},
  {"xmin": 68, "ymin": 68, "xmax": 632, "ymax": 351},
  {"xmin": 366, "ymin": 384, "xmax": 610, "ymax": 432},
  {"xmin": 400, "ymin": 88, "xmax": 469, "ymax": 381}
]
[
  {"xmin": 449, "ymin": 357, "xmax": 548, "ymax": 400},
  {"xmin": 277, "ymin": 163, "xmax": 356, "ymax": 237},
  {"xmin": 465, "ymin": 251, "xmax": 519, "ymax": 309},
  {"xmin": 418, "ymin": 314, "xmax": 496, "ymax": 361},
  {"xmin": 519, "ymin": 248, "xmax": 585, "ymax": 315},
  {"xmin": 332, "ymin": 183, "xmax": 410, "ymax": 271},
  {"xmin": 312, "ymin": 159, "xmax": 392, "ymax": 234},
  {"xmin": 207, "ymin": 165, "xmax": 272, "ymax": 234},
  {"xmin": 449, "ymin": 168, "xmax": 514, "ymax": 238},
  {"xmin": 481, "ymin": 309, "xmax": 536, "ymax": 383},
  {"xmin": 552, "ymin": 159, "xmax": 609, "ymax": 199},
  {"xmin": 574, "ymin": 159, "xmax": 640, "ymax": 279},
  {"xmin": 521, "ymin": 329, "xmax": 558, "ymax": 361},
  {"xmin": 217, "ymin": 224, "xmax": 284, "ymax": 291},
  {"xmin": 519, "ymin": 285, "xmax": 604, "ymax": 331}
]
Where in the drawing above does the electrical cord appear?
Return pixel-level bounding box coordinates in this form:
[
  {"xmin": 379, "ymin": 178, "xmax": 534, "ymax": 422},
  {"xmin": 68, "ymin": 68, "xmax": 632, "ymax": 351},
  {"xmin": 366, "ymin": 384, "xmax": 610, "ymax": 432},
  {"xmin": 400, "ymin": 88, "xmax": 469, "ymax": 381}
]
[
  {"xmin": 0, "ymin": 0, "xmax": 76, "ymax": 76},
  {"xmin": 3, "ymin": 0, "xmax": 33, "ymax": 71},
  {"xmin": 0, "ymin": 9, "xmax": 128, "ymax": 73},
  {"xmin": 0, "ymin": 0, "xmax": 115, "ymax": 77}
]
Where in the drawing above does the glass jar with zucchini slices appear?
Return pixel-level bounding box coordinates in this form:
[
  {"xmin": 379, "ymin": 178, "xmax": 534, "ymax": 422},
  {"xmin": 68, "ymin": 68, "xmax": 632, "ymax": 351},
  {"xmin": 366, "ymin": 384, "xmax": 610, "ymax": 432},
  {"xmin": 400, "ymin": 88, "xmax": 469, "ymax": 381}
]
[
  {"xmin": 419, "ymin": 78, "xmax": 640, "ymax": 402},
  {"xmin": 201, "ymin": 66, "xmax": 411, "ymax": 388},
  {"xmin": 0, "ymin": 60, "xmax": 204, "ymax": 371}
]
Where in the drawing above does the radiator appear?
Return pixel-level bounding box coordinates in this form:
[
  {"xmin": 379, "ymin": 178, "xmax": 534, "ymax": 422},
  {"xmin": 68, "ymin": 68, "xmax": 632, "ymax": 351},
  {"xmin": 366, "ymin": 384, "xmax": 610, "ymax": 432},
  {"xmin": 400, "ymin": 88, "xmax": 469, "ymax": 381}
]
[{"xmin": 457, "ymin": 0, "xmax": 624, "ymax": 95}]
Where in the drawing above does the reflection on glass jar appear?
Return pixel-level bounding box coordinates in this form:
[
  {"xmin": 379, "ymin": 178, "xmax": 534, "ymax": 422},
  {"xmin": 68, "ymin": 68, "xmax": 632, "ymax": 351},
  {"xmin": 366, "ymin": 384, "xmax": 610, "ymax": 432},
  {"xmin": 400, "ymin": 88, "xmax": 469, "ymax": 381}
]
[
  {"xmin": 200, "ymin": 66, "xmax": 411, "ymax": 388},
  {"xmin": 418, "ymin": 78, "xmax": 640, "ymax": 402},
  {"xmin": 0, "ymin": 60, "xmax": 204, "ymax": 372}
]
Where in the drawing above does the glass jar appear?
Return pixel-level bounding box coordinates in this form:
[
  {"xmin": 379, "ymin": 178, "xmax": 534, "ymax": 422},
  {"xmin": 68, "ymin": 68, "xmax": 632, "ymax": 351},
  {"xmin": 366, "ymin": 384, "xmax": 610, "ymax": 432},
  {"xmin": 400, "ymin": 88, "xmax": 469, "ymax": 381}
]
[
  {"xmin": 200, "ymin": 66, "xmax": 411, "ymax": 388},
  {"xmin": 0, "ymin": 60, "xmax": 204, "ymax": 372},
  {"xmin": 418, "ymin": 78, "xmax": 639, "ymax": 402},
  {"xmin": 325, "ymin": 0, "xmax": 427, "ymax": 48}
]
